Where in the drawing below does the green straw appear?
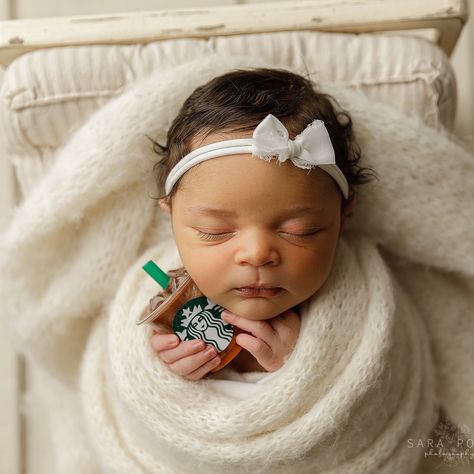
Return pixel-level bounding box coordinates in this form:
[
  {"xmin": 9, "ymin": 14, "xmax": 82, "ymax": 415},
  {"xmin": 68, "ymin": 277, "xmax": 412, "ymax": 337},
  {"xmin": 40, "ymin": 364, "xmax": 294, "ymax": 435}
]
[{"xmin": 142, "ymin": 260, "xmax": 170, "ymax": 289}]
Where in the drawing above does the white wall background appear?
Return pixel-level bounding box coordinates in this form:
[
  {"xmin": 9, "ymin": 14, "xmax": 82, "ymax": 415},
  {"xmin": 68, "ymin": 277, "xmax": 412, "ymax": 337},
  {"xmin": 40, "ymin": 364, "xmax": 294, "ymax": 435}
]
[
  {"xmin": 0, "ymin": 1, "xmax": 472, "ymax": 473},
  {"xmin": 451, "ymin": 0, "xmax": 474, "ymax": 144}
]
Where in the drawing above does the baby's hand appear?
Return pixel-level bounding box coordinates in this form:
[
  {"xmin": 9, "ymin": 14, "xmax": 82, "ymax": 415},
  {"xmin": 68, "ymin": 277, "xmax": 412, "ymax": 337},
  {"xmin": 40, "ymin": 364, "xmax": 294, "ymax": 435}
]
[
  {"xmin": 221, "ymin": 309, "xmax": 300, "ymax": 372},
  {"xmin": 151, "ymin": 330, "xmax": 221, "ymax": 380}
]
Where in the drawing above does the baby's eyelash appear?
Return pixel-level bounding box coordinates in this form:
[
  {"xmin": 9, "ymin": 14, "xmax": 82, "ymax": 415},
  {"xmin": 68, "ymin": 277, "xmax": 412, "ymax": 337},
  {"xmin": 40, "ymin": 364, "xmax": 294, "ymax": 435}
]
[
  {"xmin": 280, "ymin": 229, "xmax": 320, "ymax": 238},
  {"xmin": 196, "ymin": 230, "xmax": 235, "ymax": 241},
  {"xmin": 196, "ymin": 229, "xmax": 320, "ymax": 241}
]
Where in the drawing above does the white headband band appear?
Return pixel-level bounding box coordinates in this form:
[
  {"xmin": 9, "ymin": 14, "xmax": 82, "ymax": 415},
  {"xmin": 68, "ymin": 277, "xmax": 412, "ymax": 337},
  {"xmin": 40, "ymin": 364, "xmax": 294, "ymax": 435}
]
[{"xmin": 165, "ymin": 114, "xmax": 349, "ymax": 199}]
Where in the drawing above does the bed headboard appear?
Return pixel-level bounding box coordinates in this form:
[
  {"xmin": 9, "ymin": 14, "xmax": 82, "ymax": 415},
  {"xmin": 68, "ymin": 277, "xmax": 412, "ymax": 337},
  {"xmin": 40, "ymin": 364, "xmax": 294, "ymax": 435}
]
[
  {"xmin": 0, "ymin": 0, "xmax": 468, "ymax": 199},
  {"xmin": 0, "ymin": 0, "xmax": 468, "ymax": 66}
]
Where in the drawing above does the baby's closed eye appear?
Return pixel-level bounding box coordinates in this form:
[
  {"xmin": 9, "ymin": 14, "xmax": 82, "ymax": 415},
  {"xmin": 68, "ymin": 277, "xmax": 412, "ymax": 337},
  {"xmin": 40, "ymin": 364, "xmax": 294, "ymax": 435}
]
[
  {"xmin": 195, "ymin": 229, "xmax": 236, "ymax": 241},
  {"xmin": 193, "ymin": 226, "xmax": 323, "ymax": 243}
]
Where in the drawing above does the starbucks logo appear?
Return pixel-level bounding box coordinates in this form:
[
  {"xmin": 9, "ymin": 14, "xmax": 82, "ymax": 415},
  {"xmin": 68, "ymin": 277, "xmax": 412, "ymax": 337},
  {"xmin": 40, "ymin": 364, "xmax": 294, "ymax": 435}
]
[{"xmin": 173, "ymin": 297, "xmax": 233, "ymax": 352}]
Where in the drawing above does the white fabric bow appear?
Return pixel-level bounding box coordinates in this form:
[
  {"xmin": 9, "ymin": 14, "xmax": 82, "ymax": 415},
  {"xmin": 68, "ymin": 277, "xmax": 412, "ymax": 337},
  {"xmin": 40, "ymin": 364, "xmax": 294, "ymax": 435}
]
[{"xmin": 252, "ymin": 114, "xmax": 336, "ymax": 169}]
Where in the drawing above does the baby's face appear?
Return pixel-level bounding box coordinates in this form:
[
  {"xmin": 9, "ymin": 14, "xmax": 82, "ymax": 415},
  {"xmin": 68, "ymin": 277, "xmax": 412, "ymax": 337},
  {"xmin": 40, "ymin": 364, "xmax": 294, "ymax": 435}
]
[{"xmin": 162, "ymin": 136, "xmax": 344, "ymax": 321}]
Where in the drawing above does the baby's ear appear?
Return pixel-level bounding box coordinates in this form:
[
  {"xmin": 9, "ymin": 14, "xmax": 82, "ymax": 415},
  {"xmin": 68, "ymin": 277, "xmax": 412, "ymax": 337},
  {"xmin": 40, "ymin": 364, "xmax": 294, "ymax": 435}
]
[
  {"xmin": 340, "ymin": 194, "xmax": 356, "ymax": 233},
  {"xmin": 158, "ymin": 198, "xmax": 172, "ymax": 214},
  {"xmin": 342, "ymin": 194, "xmax": 356, "ymax": 218}
]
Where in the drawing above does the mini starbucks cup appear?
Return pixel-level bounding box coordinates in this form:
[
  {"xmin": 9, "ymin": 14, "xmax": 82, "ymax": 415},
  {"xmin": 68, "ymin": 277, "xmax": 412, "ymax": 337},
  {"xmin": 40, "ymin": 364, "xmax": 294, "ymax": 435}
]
[{"xmin": 138, "ymin": 261, "xmax": 241, "ymax": 372}]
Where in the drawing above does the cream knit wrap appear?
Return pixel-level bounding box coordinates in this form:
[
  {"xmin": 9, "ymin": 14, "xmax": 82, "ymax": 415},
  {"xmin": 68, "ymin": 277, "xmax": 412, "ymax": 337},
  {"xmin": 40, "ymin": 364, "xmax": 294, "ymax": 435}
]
[{"xmin": 0, "ymin": 56, "xmax": 473, "ymax": 473}]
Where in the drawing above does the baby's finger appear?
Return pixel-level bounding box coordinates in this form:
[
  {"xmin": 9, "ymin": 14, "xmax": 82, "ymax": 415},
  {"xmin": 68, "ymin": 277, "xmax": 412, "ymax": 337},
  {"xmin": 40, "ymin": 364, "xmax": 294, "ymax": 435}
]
[
  {"xmin": 185, "ymin": 355, "xmax": 222, "ymax": 381},
  {"xmin": 151, "ymin": 333, "xmax": 179, "ymax": 352},
  {"xmin": 151, "ymin": 323, "xmax": 174, "ymax": 337},
  {"xmin": 222, "ymin": 311, "xmax": 275, "ymax": 343},
  {"xmin": 158, "ymin": 339, "xmax": 206, "ymax": 364},
  {"xmin": 169, "ymin": 345, "xmax": 219, "ymax": 376},
  {"xmin": 271, "ymin": 310, "xmax": 301, "ymax": 337},
  {"xmin": 236, "ymin": 333, "xmax": 272, "ymax": 365}
]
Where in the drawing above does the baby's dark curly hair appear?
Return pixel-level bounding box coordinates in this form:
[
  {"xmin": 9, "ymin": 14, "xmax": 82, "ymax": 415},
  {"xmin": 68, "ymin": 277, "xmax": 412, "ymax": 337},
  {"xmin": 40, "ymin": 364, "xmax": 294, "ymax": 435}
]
[{"xmin": 152, "ymin": 68, "xmax": 373, "ymax": 200}]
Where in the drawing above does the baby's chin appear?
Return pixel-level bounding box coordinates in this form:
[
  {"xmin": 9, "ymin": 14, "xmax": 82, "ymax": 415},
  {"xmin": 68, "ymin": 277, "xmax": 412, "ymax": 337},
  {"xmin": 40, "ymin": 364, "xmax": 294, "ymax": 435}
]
[{"xmin": 218, "ymin": 297, "xmax": 293, "ymax": 321}]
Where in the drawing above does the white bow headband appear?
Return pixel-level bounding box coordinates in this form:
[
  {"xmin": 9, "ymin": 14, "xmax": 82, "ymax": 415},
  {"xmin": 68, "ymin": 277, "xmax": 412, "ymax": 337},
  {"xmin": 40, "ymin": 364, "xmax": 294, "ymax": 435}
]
[{"xmin": 165, "ymin": 114, "xmax": 349, "ymax": 199}]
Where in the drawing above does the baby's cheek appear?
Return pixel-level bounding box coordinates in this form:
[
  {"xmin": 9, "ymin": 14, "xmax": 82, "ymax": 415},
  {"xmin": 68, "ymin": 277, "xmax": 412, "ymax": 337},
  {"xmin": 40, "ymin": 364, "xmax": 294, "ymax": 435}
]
[
  {"xmin": 298, "ymin": 247, "xmax": 338, "ymax": 293},
  {"xmin": 185, "ymin": 267, "xmax": 224, "ymax": 304},
  {"xmin": 299, "ymin": 270, "xmax": 330, "ymax": 300},
  {"xmin": 178, "ymin": 250, "xmax": 223, "ymax": 290}
]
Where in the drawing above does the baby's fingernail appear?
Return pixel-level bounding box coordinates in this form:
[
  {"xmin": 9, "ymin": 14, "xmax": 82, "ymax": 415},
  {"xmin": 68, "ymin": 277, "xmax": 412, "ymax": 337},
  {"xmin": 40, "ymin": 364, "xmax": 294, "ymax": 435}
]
[
  {"xmin": 192, "ymin": 340, "xmax": 205, "ymax": 349},
  {"xmin": 221, "ymin": 311, "xmax": 233, "ymax": 321},
  {"xmin": 166, "ymin": 335, "xmax": 179, "ymax": 346},
  {"xmin": 205, "ymin": 346, "xmax": 216, "ymax": 356}
]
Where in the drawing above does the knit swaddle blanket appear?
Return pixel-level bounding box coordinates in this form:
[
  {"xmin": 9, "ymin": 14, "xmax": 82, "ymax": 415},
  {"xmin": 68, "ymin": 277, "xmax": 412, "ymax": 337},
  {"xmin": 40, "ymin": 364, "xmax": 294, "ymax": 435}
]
[{"xmin": 0, "ymin": 56, "xmax": 473, "ymax": 473}]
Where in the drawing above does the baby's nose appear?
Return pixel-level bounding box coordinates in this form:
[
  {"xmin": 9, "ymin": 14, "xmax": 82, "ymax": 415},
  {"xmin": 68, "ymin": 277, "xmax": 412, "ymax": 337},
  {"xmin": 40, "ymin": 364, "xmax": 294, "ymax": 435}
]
[{"xmin": 234, "ymin": 230, "xmax": 280, "ymax": 267}]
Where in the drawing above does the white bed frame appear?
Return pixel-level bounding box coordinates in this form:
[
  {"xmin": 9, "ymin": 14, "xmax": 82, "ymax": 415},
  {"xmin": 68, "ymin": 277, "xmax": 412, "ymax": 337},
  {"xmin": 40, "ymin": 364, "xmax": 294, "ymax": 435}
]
[
  {"xmin": 0, "ymin": 0, "xmax": 468, "ymax": 66},
  {"xmin": 0, "ymin": 1, "xmax": 468, "ymax": 473}
]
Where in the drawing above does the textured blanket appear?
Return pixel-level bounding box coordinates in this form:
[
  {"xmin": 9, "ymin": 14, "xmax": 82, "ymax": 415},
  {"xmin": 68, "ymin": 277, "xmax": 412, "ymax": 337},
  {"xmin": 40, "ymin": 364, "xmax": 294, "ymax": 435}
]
[{"xmin": 1, "ymin": 55, "xmax": 473, "ymax": 473}]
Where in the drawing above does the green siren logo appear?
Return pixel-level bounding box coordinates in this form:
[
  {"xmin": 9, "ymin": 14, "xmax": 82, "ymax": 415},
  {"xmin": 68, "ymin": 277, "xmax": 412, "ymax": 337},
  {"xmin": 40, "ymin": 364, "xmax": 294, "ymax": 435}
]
[{"xmin": 173, "ymin": 297, "xmax": 233, "ymax": 352}]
